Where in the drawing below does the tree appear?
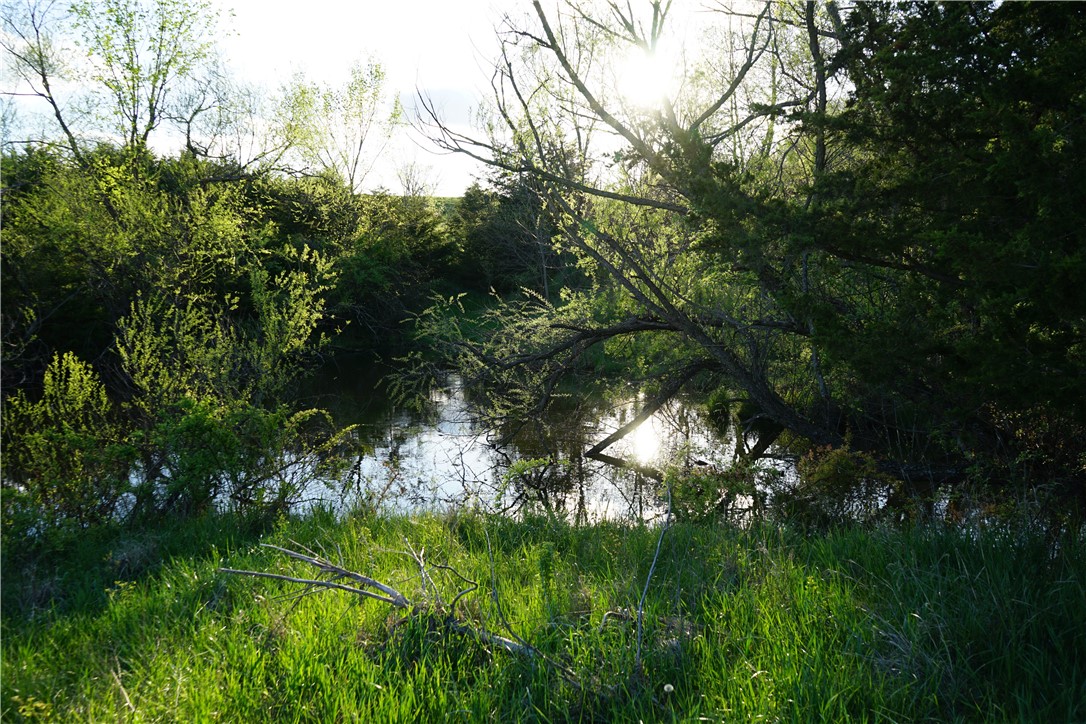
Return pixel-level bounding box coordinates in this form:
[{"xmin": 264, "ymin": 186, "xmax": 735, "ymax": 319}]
[
  {"xmin": 421, "ymin": 0, "xmax": 1085, "ymax": 508},
  {"xmin": 2, "ymin": 0, "xmax": 219, "ymax": 159},
  {"xmin": 450, "ymin": 176, "xmax": 566, "ymax": 297},
  {"xmin": 69, "ymin": 0, "xmax": 217, "ymax": 151},
  {"xmin": 283, "ymin": 59, "xmax": 400, "ymax": 193},
  {"xmin": 810, "ymin": 1, "xmax": 1086, "ymax": 498},
  {"xmin": 1, "ymin": 0, "xmax": 303, "ymax": 177},
  {"xmin": 420, "ymin": 1, "xmax": 838, "ymax": 444}
]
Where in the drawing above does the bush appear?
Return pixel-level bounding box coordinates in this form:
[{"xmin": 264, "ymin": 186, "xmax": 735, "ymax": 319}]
[
  {"xmin": 667, "ymin": 461, "xmax": 769, "ymax": 524},
  {"xmin": 2, "ymin": 353, "xmax": 136, "ymax": 537},
  {"xmin": 772, "ymin": 445, "xmax": 895, "ymax": 529},
  {"xmin": 2, "ymin": 356, "xmax": 361, "ymax": 541},
  {"xmin": 130, "ymin": 400, "xmax": 360, "ymax": 520}
]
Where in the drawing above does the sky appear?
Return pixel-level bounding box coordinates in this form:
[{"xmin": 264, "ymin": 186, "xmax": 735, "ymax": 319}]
[
  {"xmin": 4, "ymin": 0, "xmax": 715, "ymax": 196},
  {"xmin": 218, "ymin": 0, "xmax": 503, "ymax": 196}
]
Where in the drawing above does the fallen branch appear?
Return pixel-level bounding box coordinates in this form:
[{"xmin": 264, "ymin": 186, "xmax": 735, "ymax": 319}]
[
  {"xmin": 218, "ymin": 541, "xmax": 558, "ymax": 669},
  {"xmin": 218, "ymin": 527, "xmax": 689, "ymax": 697},
  {"xmin": 216, "ymin": 567, "xmax": 408, "ymax": 607},
  {"xmin": 221, "ymin": 542, "xmax": 409, "ymax": 607}
]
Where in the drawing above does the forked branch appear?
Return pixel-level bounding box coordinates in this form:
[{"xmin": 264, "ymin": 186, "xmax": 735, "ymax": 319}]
[
  {"xmin": 219, "ymin": 541, "xmax": 563, "ymax": 673},
  {"xmin": 219, "ymin": 543, "xmax": 409, "ymax": 607}
]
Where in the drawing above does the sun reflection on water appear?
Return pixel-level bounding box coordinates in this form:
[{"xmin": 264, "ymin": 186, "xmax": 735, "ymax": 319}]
[{"xmin": 627, "ymin": 416, "xmax": 662, "ymax": 464}]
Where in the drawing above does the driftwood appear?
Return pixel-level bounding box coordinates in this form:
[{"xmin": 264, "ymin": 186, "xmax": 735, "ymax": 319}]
[{"xmin": 218, "ymin": 539, "xmax": 570, "ymax": 675}]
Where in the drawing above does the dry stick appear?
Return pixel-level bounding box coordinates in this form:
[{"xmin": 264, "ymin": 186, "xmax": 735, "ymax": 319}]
[
  {"xmin": 635, "ymin": 484, "xmax": 672, "ymax": 676},
  {"xmin": 597, "ymin": 608, "xmax": 633, "ymax": 634},
  {"xmin": 432, "ymin": 564, "xmax": 479, "ymax": 612},
  {"xmin": 228, "ymin": 543, "xmax": 411, "ymax": 607},
  {"xmin": 405, "ymin": 539, "xmax": 442, "ymax": 605},
  {"xmin": 482, "ymin": 529, "xmax": 582, "ymax": 686},
  {"xmin": 217, "ymin": 568, "xmax": 410, "ymax": 607},
  {"xmin": 219, "ymin": 543, "xmax": 539, "ymax": 662}
]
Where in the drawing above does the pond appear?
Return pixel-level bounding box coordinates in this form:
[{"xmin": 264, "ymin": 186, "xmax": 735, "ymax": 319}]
[{"xmin": 292, "ymin": 354, "xmax": 763, "ymax": 522}]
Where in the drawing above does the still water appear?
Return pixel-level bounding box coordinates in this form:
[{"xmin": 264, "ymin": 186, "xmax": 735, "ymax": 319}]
[{"xmin": 293, "ymin": 355, "xmax": 743, "ymax": 522}]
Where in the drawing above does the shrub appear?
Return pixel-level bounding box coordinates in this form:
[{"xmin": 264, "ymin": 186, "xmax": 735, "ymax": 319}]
[
  {"xmin": 773, "ymin": 445, "xmax": 895, "ymax": 529},
  {"xmin": 133, "ymin": 400, "xmax": 359, "ymax": 519},
  {"xmin": 2, "ymin": 352, "xmax": 136, "ymax": 537},
  {"xmin": 667, "ymin": 461, "xmax": 769, "ymax": 524}
]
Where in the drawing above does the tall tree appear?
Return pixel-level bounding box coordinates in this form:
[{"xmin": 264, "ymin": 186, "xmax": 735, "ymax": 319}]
[
  {"xmin": 283, "ymin": 59, "xmax": 400, "ymax": 192},
  {"xmin": 809, "ymin": 1, "xmax": 1086, "ymax": 490},
  {"xmin": 422, "ymin": 0, "xmax": 1085, "ymax": 500},
  {"xmin": 2, "ymin": 0, "xmax": 219, "ymax": 159},
  {"xmin": 421, "ymin": 1, "xmax": 839, "ymax": 443}
]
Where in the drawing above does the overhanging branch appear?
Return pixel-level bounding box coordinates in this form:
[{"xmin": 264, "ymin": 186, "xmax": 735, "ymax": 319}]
[{"xmin": 585, "ymin": 361, "xmax": 709, "ymax": 481}]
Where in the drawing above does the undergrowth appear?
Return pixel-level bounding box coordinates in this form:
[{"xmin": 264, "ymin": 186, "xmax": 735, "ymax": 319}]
[{"xmin": 2, "ymin": 509, "xmax": 1084, "ymax": 721}]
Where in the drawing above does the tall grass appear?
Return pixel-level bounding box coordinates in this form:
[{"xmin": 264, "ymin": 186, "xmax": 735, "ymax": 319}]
[{"xmin": 3, "ymin": 510, "xmax": 1084, "ymax": 721}]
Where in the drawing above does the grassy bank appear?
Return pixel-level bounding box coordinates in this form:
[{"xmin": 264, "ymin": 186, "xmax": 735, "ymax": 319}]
[{"xmin": 3, "ymin": 511, "xmax": 1084, "ymax": 721}]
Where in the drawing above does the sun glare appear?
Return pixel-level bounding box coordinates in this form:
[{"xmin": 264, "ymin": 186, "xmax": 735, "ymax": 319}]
[
  {"xmin": 628, "ymin": 416, "xmax": 662, "ymax": 465},
  {"xmin": 616, "ymin": 46, "xmax": 678, "ymax": 109}
]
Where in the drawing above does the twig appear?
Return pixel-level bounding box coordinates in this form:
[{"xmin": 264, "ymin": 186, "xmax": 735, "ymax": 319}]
[
  {"xmin": 430, "ymin": 564, "xmax": 479, "ymax": 612},
  {"xmin": 483, "ymin": 529, "xmax": 582, "ymax": 686},
  {"xmin": 217, "ymin": 568, "xmax": 409, "ymax": 607},
  {"xmin": 598, "ymin": 608, "xmax": 633, "ymax": 633},
  {"xmin": 635, "ymin": 484, "xmax": 672, "ymax": 674},
  {"xmin": 260, "ymin": 543, "xmax": 410, "ymax": 607},
  {"xmin": 405, "ymin": 538, "xmax": 442, "ymax": 605}
]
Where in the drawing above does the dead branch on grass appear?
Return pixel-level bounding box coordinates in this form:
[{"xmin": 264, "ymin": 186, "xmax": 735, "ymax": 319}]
[
  {"xmin": 219, "ymin": 541, "xmax": 556, "ymax": 668},
  {"xmin": 220, "ymin": 520, "xmax": 676, "ymax": 694}
]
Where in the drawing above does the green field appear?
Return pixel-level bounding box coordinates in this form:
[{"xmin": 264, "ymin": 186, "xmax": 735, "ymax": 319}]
[{"xmin": 3, "ymin": 511, "xmax": 1083, "ymax": 722}]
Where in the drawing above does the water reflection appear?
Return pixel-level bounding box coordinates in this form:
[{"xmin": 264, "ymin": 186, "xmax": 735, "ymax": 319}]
[
  {"xmin": 293, "ymin": 356, "xmax": 738, "ymax": 521},
  {"xmin": 628, "ymin": 418, "xmax": 661, "ymax": 464}
]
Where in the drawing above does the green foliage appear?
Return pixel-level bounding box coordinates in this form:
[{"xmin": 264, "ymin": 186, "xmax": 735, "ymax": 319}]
[
  {"xmin": 499, "ymin": 456, "xmax": 573, "ymax": 521},
  {"xmin": 704, "ymin": 386, "xmax": 732, "ymax": 436},
  {"xmin": 1, "ymin": 352, "xmax": 136, "ymax": 535},
  {"xmin": 264, "ymin": 185, "xmax": 469, "ymax": 345},
  {"xmin": 116, "ymin": 294, "xmax": 243, "ymax": 408},
  {"xmin": 776, "ymin": 445, "xmax": 897, "ymax": 530},
  {"xmin": 135, "ymin": 401, "xmax": 357, "ymax": 518},
  {"xmin": 103, "ymin": 168, "xmax": 337, "ymax": 407},
  {"xmin": 281, "ymin": 58, "xmax": 399, "ymax": 192},
  {"xmin": 0, "ymin": 348, "xmax": 357, "ymax": 537},
  {"xmin": 667, "ymin": 462, "xmax": 767, "ymax": 525},
  {"xmin": 807, "ymin": 1, "xmax": 1086, "ymax": 476},
  {"xmin": 448, "ymin": 178, "xmax": 570, "ymax": 296},
  {"xmin": 1, "ymin": 145, "xmax": 355, "ymax": 538}
]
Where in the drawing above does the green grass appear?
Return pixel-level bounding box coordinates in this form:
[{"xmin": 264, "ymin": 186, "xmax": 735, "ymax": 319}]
[{"xmin": 3, "ymin": 511, "xmax": 1084, "ymax": 721}]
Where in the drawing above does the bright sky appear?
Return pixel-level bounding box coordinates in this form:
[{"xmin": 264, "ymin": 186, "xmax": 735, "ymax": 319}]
[
  {"xmin": 4, "ymin": 1, "xmax": 718, "ymax": 195},
  {"xmin": 219, "ymin": 0, "xmax": 503, "ymax": 196}
]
